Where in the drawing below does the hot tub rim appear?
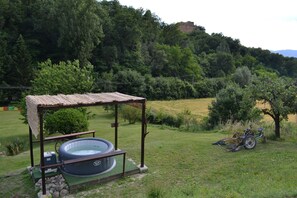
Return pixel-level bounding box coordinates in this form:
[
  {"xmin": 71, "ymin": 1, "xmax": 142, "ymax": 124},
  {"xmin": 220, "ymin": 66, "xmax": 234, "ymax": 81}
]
[{"xmin": 59, "ymin": 137, "xmax": 115, "ymax": 159}]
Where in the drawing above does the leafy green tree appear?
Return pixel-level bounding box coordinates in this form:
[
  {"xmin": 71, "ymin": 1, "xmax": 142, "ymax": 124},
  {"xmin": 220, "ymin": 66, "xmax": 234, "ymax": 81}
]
[
  {"xmin": 202, "ymin": 52, "xmax": 235, "ymax": 77},
  {"xmin": 6, "ymin": 34, "xmax": 33, "ymax": 86},
  {"xmin": 248, "ymin": 48, "xmax": 287, "ymax": 75},
  {"xmin": 194, "ymin": 77, "xmax": 228, "ymax": 98},
  {"xmin": 148, "ymin": 77, "xmax": 195, "ymax": 100},
  {"xmin": 160, "ymin": 23, "xmax": 188, "ymax": 47},
  {"xmin": 140, "ymin": 10, "xmax": 161, "ymax": 43},
  {"xmin": 153, "ymin": 44, "xmax": 202, "ymax": 81},
  {"xmin": 55, "ymin": 0, "xmax": 104, "ymax": 65},
  {"xmin": 113, "ymin": 69, "xmax": 145, "ymax": 96},
  {"xmin": 120, "ymin": 105, "xmax": 141, "ymax": 124},
  {"xmin": 143, "ymin": 74, "xmax": 156, "ymax": 99},
  {"xmin": 282, "ymin": 58, "xmax": 297, "ymax": 78},
  {"xmin": 253, "ymin": 66, "xmax": 279, "ymax": 78},
  {"xmin": 215, "ymin": 52, "xmax": 235, "ymax": 76},
  {"xmin": 95, "ymin": 71, "xmax": 115, "ymax": 92},
  {"xmin": 20, "ymin": 59, "xmax": 94, "ymax": 123},
  {"xmin": 96, "ymin": 1, "xmax": 149, "ymax": 73},
  {"xmin": 1, "ymin": 34, "xmax": 33, "ymax": 102},
  {"xmin": 0, "ymin": 0, "xmax": 25, "ymax": 40},
  {"xmin": 216, "ymin": 40, "xmax": 230, "ymax": 53},
  {"xmin": 188, "ymin": 31, "xmax": 212, "ymax": 54},
  {"xmin": 31, "ymin": 59, "xmax": 94, "ymax": 95},
  {"xmin": 208, "ymin": 84, "xmax": 260, "ymax": 127},
  {"xmin": 150, "ymin": 77, "xmax": 171, "ymax": 100},
  {"xmin": 0, "ymin": 33, "xmax": 9, "ymax": 83},
  {"xmin": 31, "ymin": 0, "xmax": 103, "ymax": 65},
  {"xmin": 240, "ymin": 54, "xmax": 259, "ymax": 69},
  {"xmin": 233, "ymin": 66, "xmax": 252, "ymax": 87},
  {"xmin": 249, "ymin": 76, "xmax": 297, "ymax": 138}
]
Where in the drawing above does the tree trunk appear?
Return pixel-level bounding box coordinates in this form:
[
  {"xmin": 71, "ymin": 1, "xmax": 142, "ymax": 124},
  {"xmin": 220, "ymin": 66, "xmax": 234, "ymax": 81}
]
[{"xmin": 274, "ymin": 114, "xmax": 281, "ymax": 138}]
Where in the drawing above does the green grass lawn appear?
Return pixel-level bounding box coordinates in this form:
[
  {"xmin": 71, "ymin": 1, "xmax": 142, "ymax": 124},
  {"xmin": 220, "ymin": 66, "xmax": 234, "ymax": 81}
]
[{"xmin": 1, "ymin": 104, "xmax": 297, "ymax": 197}]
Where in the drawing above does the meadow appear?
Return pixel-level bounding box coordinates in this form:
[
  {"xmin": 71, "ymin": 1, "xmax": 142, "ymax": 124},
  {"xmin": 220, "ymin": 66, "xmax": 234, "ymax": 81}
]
[
  {"xmin": 148, "ymin": 98, "xmax": 297, "ymax": 122},
  {"xmin": 1, "ymin": 99, "xmax": 297, "ymax": 197}
]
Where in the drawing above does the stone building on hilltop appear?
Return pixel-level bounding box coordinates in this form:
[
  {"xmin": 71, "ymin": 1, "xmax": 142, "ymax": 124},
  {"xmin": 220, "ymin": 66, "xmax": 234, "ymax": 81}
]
[
  {"xmin": 178, "ymin": 21, "xmax": 195, "ymax": 33},
  {"xmin": 177, "ymin": 21, "xmax": 205, "ymax": 33}
]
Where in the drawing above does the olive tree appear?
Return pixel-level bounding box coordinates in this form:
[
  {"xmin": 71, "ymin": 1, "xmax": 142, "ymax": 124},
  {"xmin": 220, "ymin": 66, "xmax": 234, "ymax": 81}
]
[{"xmin": 232, "ymin": 66, "xmax": 252, "ymax": 87}]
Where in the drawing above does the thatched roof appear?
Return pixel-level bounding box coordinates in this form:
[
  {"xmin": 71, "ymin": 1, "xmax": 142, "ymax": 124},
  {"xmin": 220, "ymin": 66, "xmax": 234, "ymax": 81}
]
[{"xmin": 26, "ymin": 92, "xmax": 145, "ymax": 137}]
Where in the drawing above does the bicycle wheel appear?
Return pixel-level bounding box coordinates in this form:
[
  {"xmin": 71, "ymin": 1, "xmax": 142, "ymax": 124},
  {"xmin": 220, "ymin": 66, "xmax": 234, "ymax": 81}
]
[{"xmin": 243, "ymin": 136, "xmax": 256, "ymax": 149}]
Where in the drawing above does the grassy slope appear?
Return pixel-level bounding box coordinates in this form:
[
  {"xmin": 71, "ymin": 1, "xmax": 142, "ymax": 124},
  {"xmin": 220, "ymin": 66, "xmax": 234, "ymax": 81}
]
[
  {"xmin": 1, "ymin": 104, "xmax": 297, "ymax": 197},
  {"xmin": 81, "ymin": 126, "xmax": 297, "ymax": 198}
]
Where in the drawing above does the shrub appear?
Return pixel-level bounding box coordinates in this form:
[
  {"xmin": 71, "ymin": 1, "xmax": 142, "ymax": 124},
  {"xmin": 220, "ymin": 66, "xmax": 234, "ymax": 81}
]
[
  {"xmin": 177, "ymin": 109, "xmax": 202, "ymax": 132},
  {"xmin": 120, "ymin": 105, "xmax": 141, "ymax": 124},
  {"xmin": 218, "ymin": 120, "xmax": 263, "ymax": 135},
  {"xmin": 5, "ymin": 138, "xmax": 26, "ymax": 156},
  {"xmin": 208, "ymin": 84, "xmax": 261, "ymax": 128},
  {"xmin": 146, "ymin": 108, "xmax": 182, "ymax": 128},
  {"xmin": 44, "ymin": 108, "xmax": 88, "ymax": 135},
  {"xmin": 113, "ymin": 69, "xmax": 145, "ymax": 96},
  {"xmin": 177, "ymin": 109, "xmax": 196, "ymax": 128},
  {"xmin": 194, "ymin": 77, "xmax": 228, "ymax": 98}
]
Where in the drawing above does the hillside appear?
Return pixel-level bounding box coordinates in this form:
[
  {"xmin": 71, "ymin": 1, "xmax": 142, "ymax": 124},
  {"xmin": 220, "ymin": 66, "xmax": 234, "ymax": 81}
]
[{"xmin": 2, "ymin": 0, "xmax": 297, "ymax": 104}]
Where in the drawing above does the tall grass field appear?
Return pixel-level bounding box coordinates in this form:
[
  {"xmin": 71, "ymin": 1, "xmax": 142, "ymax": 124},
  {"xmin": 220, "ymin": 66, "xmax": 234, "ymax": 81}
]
[
  {"xmin": 1, "ymin": 99, "xmax": 297, "ymax": 197},
  {"xmin": 148, "ymin": 98, "xmax": 297, "ymax": 122}
]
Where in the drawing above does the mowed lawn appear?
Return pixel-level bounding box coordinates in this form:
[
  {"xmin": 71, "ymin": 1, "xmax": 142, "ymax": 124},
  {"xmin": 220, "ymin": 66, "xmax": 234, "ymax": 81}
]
[{"xmin": 1, "ymin": 101, "xmax": 297, "ymax": 197}]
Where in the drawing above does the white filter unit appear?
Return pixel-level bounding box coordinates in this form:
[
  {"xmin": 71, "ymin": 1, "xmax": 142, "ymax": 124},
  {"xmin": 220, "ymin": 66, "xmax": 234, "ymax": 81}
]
[{"xmin": 42, "ymin": 151, "xmax": 57, "ymax": 173}]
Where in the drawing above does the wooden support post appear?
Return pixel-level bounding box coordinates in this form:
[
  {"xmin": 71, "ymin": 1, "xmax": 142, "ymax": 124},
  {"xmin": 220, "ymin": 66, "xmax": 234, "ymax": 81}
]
[
  {"xmin": 141, "ymin": 101, "xmax": 146, "ymax": 168},
  {"xmin": 123, "ymin": 152, "xmax": 126, "ymax": 176},
  {"xmin": 115, "ymin": 104, "xmax": 118, "ymax": 150},
  {"xmin": 39, "ymin": 110, "xmax": 46, "ymax": 195},
  {"xmin": 29, "ymin": 127, "xmax": 34, "ymax": 167}
]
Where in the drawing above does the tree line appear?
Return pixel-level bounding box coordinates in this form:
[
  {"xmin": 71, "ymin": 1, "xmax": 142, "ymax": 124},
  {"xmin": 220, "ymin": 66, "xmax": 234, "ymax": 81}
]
[{"xmin": 1, "ymin": 0, "xmax": 297, "ymax": 103}]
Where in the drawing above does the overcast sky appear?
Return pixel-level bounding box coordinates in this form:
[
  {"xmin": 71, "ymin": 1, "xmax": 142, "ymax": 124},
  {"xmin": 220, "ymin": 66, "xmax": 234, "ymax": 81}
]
[{"xmin": 117, "ymin": 0, "xmax": 297, "ymax": 51}]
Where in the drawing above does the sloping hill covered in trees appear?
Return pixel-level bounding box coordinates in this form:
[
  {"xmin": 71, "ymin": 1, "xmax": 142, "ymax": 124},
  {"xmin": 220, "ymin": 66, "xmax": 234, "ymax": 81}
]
[{"xmin": 1, "ymin": 0, "xmax": 297, "ymax": 104}]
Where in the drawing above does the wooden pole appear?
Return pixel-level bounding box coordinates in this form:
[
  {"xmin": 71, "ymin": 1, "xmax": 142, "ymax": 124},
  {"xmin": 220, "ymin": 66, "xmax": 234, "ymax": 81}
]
[
  {"xmin": 39, "ymin": 110, "xmax": 46, "ymax": 195},
  {"xmin": 29, "ymin": 127, "xmax": 34, "ymax": 167},
  {"xmin": 141, "ymin": 101, "xmax": 146, "ymax": 167},
  {"xmin": 115, "ymin": 104, "xmax": 118, "ymax": 150}
]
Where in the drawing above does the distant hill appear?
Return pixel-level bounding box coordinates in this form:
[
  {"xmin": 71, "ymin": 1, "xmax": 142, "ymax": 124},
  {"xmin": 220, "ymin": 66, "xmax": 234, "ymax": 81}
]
[{"xmin": 274, "ymin": 50, "xmax": 297, "ymax": 58}]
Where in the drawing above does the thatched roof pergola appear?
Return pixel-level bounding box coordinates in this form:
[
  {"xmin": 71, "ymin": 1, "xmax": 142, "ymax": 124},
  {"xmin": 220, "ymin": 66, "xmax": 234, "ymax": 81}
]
[
  {"xmin": 26, "ymin": 92, "xmax": 147, "ymax": 195},
  {"xmin": 26, "ymin": 92, "xmax": 145, "ymax": 137}
]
